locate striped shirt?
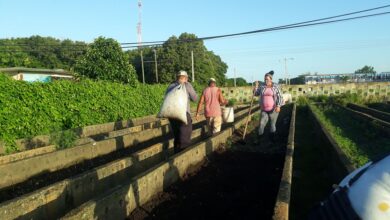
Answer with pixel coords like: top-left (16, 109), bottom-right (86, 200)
top-left (253, 83), bottom-right (283, 110)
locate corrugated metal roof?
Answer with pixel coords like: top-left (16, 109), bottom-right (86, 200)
top-left (0, 67), bottom-right (73, 76)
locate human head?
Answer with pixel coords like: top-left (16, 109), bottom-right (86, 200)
top-left (176, 70), bottom-right (188, 83)
top-left (264, 71), bottom-right (274, 86)
top-left (208, 77), bottom-right (216, 86)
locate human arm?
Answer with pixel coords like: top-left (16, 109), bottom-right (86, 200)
top-left (195, 93), bottom-right (205, 121)
top-left (218, 88), bottom-right (228, 105)
top-left (185, 82), bottom-right (198, 102)
top-left (253, 81), bottom-right (261, 96)
top-left (274, 84), bottom-right (284, 112)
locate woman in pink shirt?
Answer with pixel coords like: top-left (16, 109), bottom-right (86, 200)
top-left (253, 71), bottom-right (283, 142)
top-left (196, 78), bottom-right (227, 135)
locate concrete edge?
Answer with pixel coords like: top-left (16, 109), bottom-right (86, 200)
top-left (272, 104), bottom-right (296, 220)
top-left (0, 145), bottom-right (57, 166)
top-left (343, 104), bottom-right (390, 128)
top-left (0, 117), bottom-right (163, 155)
top-left (347, 103), bottom-right (390, 124)
top-left (61, 107), bottom-right (256, 219)
top-left (0, 125), bottom-right (208, 220)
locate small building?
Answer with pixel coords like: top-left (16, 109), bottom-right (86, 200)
top-left (303, 72), bottom-right (376, 84)
top-left (375, 72), bottom-right (390, 81)
top-left (0, 67), bottom-right (74, 82)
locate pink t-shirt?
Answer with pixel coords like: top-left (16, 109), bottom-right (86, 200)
top-left (262, 87), bottom-right (275, 111)
top-left (203, 86), bottom-right (222, 117)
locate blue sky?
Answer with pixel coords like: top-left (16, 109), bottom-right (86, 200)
top-left (0, 0), bottom-right (389, 82)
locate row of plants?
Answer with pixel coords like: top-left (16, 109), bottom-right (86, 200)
top-left (308, 93), bottom-right (388, 106)
top-left (310, 103), bottom-right (390, 167)
top-left (0, 74), bottom-right (168, 153)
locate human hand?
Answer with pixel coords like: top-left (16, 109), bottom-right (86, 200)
top-left (195, 113), bottom-right (200, 121)
top-left (275, 107), bottom-right (281, 113)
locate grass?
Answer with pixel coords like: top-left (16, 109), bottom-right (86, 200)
top-left (310, 103), bottom-right (390, 167)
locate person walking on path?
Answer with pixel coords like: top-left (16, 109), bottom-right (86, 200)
top-left (166, 70), bottom-right (198, 153)
top-left (253, 71), bottom-right (283, 142)
top-left (196, 78), bottom-right (227, 135)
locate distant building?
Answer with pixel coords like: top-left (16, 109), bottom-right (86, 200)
top-left (375, 72), bottom-right (390, 81)
top-left (289, 72), bottom-right (389, 85)
top-left (0, 67), bottom-right (74, 82)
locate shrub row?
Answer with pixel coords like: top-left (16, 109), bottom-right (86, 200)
top-left (0, 74), bottom-right (170, 148)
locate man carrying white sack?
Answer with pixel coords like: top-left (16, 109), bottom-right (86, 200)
top-left (165, 70), bottom-right (197, 153)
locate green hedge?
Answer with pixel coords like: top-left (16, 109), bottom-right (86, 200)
top-left (0, 74), bottom-right (170, 146)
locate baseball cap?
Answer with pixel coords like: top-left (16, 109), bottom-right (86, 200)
top-left (209, 77), bottom-right (216, 82)
top-left (177, 70), bottom-right (188, 77)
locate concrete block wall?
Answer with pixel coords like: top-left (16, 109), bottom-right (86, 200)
top-left (220, 82), bottom-right (390, 102)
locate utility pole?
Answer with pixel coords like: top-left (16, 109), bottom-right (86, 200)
top-left (153, 49), bottom-right (158, 83)
top-left (140, 50), bottom-right (145, 84)
top-left (137, 0), bottom-right (145, 84)
top-left (191, 50), bottom-right (195, 82)
top-left (281, 58), bottom-right (294, 85)
top-left (234, 68), bottom-right (236, 87)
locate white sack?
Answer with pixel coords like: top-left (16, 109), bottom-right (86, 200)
top-left (158, 84), bottom-right (188, 124)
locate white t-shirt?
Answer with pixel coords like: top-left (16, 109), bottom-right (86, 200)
top-left (338, 155), bottom-right (390, 220)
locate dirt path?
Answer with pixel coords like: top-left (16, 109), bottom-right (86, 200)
top-left (128, 106), bottom-right (292, 220)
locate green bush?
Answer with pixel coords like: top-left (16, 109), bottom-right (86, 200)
top-left (296, 96), bottom-right (309, 106)
top-left (309, 95), bottom-right (328, 103)
top-left (0, 73), bottom-right (168, 152)
top-left (227, 98), bottom-right (237, 107)
top-left (50, 130), bottom-right (78, 149)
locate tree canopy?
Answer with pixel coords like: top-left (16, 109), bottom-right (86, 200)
top-left (355, 65), bottom-right (376, 73)
top-left (75, 37), bottom-right (138, 86)
top-left (126, 33), bottom-right (228, 85)
top-left (0, 34), bottom-right (228, 86)
top-left (0, 36), bottom-right (87, 70)
top-left (225, 77), bottom-right (249, 87)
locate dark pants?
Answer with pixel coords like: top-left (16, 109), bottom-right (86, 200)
top-left (169, 112), bottom-right (192, 153)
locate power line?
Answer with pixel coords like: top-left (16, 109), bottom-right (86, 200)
top-left (1, 5), bottom-right (390, 52)
top-left (121, 5), bottom-right (390, 47)
top-left (2, 0), bottom-right (384, 49)
top-left (119, 4), bottom-right (390, 45)
top-left (119, 12), bottom-right (390, 49)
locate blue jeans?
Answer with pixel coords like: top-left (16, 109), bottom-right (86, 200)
top-left (258, 110), bottom-right (279, 135)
